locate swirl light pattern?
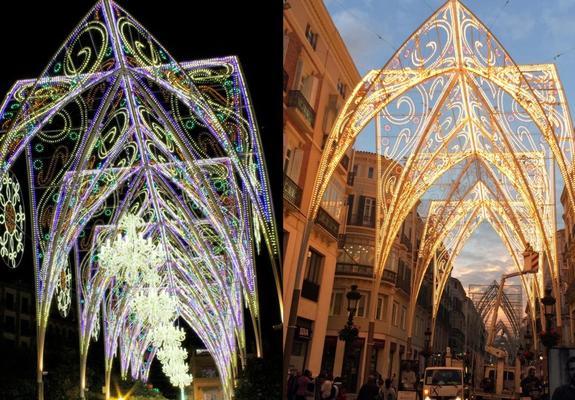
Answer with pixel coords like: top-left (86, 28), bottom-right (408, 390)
top-left (0, 1), bottom-right (279, 398)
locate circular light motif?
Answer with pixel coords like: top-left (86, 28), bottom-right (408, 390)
top-left (0, 172), bottom-right (25, 268)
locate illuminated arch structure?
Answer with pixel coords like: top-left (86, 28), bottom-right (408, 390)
top-left (293, 0), bottom-right (573, 361)
top-left (470, 282), bottom-right (524, 356)
top-left (0, 0), bottom-right (279, 398)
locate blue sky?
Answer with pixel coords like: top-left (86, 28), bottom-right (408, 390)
top-left (324, 0), bottom-right (574, 290)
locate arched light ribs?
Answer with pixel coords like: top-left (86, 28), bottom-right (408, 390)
top-left (37, 166), bottom-right (141, 325)
top-left (177, 304), bottom-right (236, 399)
top-left (151, 163), bottom-right (257, 300)
top-left (465, 74), bottom-right (555, 256)
top-left (149, 165), bottom-right (253, 296)
top-left (1, 70), bottom-right (117, 170)
top-left (126, 76), bottom-right (251, 265)
top-left (152, 213), bottom-right (245, 351)
top-left (129, 67), bottom-right (276, 258)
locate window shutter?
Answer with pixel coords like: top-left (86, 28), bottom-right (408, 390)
top-left (357, 195), bottom-right (365, 226)
top-left (287, 148), bottom-right (303, 182)
top-left (347, 195), bottom-right (354, 224)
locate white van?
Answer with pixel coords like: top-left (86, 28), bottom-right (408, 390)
top-left (423, 367), bottom-right (467, 400)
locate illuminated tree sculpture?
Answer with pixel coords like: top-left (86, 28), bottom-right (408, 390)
top-left (0, 1), bottom-right (279, 399)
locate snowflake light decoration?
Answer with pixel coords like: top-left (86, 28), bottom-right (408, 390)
top-left (98, 214), bottom-right (165, 287)
top-left (0, 172), bottom-right (25, 268)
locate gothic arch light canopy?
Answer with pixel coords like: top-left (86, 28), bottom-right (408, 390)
top-left (0, 0), bottom-right (279, 397)
top-left (307, 0), bottom-right (570, 340)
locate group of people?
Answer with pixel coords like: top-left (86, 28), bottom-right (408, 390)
top-left (286, 369), bottom-right (402, 400)
top-left (286, 369), bottom-right (345, 400)
top-left (356, 374), bottom-right (397, 400)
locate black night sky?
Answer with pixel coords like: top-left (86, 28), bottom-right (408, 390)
top-left (0, 0), bottom-right (282, 397)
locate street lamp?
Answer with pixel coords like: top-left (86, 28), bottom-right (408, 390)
top-left (346, 284), bottom-right (362, 325)
top-left (540, 287), bottom-right (558, 391)
top-left (421, 327), bottom-right (432, 368)
top-left (339, 285), bottom-right (362, 392)
top-left (541, 288), bottom-right (556, 326)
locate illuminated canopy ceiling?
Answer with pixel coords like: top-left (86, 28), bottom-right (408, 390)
top-left (311, 0), bottom-right (572, 337)
top-left (0, 0), bottom-right (279, 397)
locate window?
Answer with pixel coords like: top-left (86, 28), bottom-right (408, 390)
top-left (5, 292), bottom-right (14, 310)
top-left (392, 302), bottom-right (399, 326)
top-left (284, 146), bottom-right (303, 183)
top-left (376, 295), bottom-right (388, 321)
top-left (330, 291), bottom-right (344, 316)
top-left (368, 167), bottom-right (374, 178)
top-left (337, 80), bottom-right (347, 98)
top-left (302, 249), bottom-right (323, 302)
top-left (20, 319), bottom-right (30, 336)
top-left (283, 230), bottom-right (290, 263)
top-left (5, 316), bottom-right (15, 333)
top-left (363, 197), bottom-right (375, 226)
top-left (21, 297), bottom-right (29, 313)
top-left (300, 74), bottom-right (320, 105)
top-left (305, 24), bottom-right (319, 50)
top-left (305, 249), bottom-right (323, 284)
top-left (321, 179), bottom-right (346, 220)
top-left (356, 292), bottom-right (369, 318)
top-left (401, 306), bottom-right (407, 330)
top-left (349, 164), bottom-right (358, 186)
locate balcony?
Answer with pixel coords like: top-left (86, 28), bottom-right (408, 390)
top-left (283, 175), bottom-right (302, 208)
top-left (382, 269), bottom-right (397, 284)
top-left (301, 279), bottom-right (320, 302)
top-left (336, 263), bottom-right (373, 277)
top-left (287, 90), bottom-right (316, 127)
top-left (316, 207), bottom-right (340, 239)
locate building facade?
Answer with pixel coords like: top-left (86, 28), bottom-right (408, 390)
top-left (323, 151), bottom-right (486, 391)
top-left (283, 0), bottom-right (361, 376)
top-left (324, 151), bottom-right (433, 391)
top-left (0, 280), bottom-right (34, 349)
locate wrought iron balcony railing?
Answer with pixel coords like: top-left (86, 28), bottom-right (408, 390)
top-left (382, 269), bottom-right (397, 284)
top-left (335, 263), bottom-right (373, 277)
top-left (283, 175), bottom-right (302, 208)
top-left (287, 90), bottom-right (316, 127)
top-left (316, 207), bottom-right (340, 239)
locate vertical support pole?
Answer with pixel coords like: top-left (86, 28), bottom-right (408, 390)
top-left (37, 322), bottom-right (46, 400)
top-left (550, 152), bottom-right (563, 333)
top-left (79, 351), bottom-right (88, 400)
top-left (361, 111), bottom-right (383, 384)
top-left (105, 364), bottom-right (112, 400)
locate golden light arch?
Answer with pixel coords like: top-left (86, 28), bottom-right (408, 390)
top-left (291, 0), bottom-right (573, 361)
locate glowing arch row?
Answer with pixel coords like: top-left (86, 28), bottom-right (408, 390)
top-left (407, 150), bottom-right (552, 342)
top-left (304, 0), bottom-right (568, 340)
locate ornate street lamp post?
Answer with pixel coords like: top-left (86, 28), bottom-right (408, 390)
top-left (421, 327), bottom-right (432, 368)
top-left (540, 288), bottom-right (558, 391)
top-left (339, 285), bottom-right (362, 392)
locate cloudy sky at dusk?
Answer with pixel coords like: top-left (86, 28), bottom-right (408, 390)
top-left (324, 0), bottom-right (573, 290)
